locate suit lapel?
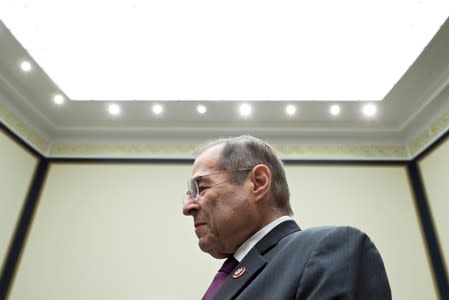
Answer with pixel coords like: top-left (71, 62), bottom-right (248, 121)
top-left (213, 251), bottom-right (266, 300)
top-left (253, 220), bottom-right (300, 254)
top-left (214, 220), bottom-right (301, 300)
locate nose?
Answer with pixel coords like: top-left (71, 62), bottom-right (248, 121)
top-left (183, 197), bottom-right (200, 216)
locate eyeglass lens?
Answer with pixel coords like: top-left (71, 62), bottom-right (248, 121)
top-left (188, 179), bottom-right (198, 200)
top-left (185, 168), bottom-right (253, 203)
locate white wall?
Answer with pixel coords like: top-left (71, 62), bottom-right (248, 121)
top-left (9, 163), bottom-right (219, 300)
top-left (419, 137), bottom-right (449, 273)
top-left (0, 130), bottom-right (38, 271)
top-left (8, 163), bottom-right (437, 299)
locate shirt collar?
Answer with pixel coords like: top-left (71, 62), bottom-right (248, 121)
top-left (233, 215), bottom-right (293, 262)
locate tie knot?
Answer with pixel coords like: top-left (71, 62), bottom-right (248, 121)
top-left (202, 256), bottom-right (239, 300)
top-left (219, 256), bottom-right (239, 274)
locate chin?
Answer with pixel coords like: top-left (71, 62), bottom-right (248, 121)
top-left (198, 239), bottom-right (210, 253)
top-left (200, 244), bottom-right (229, 259)
top-left (199, 240), bottom-right (220, 258)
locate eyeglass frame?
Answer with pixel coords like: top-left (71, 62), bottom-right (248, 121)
top-left (185, 168), bottom-right (253, 202)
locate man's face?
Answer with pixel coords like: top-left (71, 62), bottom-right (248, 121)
top-left (182, 145), bottom-right (257, 258)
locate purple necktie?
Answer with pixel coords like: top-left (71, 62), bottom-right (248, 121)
top-left (202, 256), bottom-right (239, 300)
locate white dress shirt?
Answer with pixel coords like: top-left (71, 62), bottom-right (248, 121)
top-left (233, 215), bottom-right (293, 262)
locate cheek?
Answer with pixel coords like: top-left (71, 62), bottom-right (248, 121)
top-left (205, 188), bottom-right (250, 228)
top-left (215, 194), bottom-right (250, 227)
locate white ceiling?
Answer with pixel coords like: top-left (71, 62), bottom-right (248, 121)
top-left (0, 5), bottom-right (449, 159)
top-left (3, 1), bottom-right (449, 101)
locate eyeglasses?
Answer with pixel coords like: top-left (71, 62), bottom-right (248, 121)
top-left (185, 168), bottom-right (253, 202)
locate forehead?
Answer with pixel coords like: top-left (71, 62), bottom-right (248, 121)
top-left (192, 144), bottom-right (224, 177)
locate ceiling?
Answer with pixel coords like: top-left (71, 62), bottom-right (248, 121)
top-left (1, 9), bottom-right (449, 159)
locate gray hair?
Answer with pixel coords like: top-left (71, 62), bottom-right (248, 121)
top-left (195, 135), bottom-right (293, 216)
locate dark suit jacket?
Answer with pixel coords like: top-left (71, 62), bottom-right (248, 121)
top-left (214, 220), bottom-right (391, 299)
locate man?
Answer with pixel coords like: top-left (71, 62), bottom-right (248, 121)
top-left (183, 135), bottom-right (391, 300)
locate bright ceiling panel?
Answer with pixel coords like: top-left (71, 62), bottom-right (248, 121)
top-left (0, 0), bottom-right (448, 101)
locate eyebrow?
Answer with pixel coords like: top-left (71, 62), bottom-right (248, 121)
top-left (193, 170), bottom-right (226, 184)
top-left (194, 175), bottom-right (213, 184)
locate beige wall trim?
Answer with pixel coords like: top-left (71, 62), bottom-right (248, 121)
top-left (0, 102), bottom-right (48, 155)
top-left (47, 142), bottom-right (408, 160)
top-left (2, 96), bottom-right (449, 159)
top-left (409, 108), bottom-right (449, 158)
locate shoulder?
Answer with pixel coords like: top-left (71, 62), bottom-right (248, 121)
top-left (294, 225), bottom-right (367, 240)
top-left (270, 224), bottom-right (376, 258)
top-left (287, 226), bottom-right (384, 271)
top-left (283, 225), bottom-right (372, 251)
top-left (292, 226), bottom-right (391, 299)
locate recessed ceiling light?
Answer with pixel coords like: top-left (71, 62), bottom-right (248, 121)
top-left (152, 104), bottom-right (163, 115)
top-left (20, 60), bottom-right (32, 72)
top-left (108, 103), bottom-right (121, 115)
top-left (362, 103), bottom-right (377, 117)
top-left (330, 104), bottom-right (341, 116)
top-left (197, 104), bottom-right (207, 114)
top-left (53, 94), bottom-right (64, 105)
top-left (285, 104), bottom-right (296, 116)
top-left (239, 104), bottom-right (252, 117)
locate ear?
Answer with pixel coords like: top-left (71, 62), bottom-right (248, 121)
top-left (249, 164), bottom-right (272, 201)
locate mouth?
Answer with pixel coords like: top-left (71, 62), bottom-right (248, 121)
top-left (194, 222), bottom-right (206, 228)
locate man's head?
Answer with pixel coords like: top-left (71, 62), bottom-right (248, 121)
top-left (182, 135), bottom-right (292, 258)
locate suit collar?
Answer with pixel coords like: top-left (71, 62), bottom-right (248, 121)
top-left (214, 220), bottom-right (300, 300)
top-left (234, 216), bottom-right (293, 261)
top-left (253, 220), bottom-right (300, 254)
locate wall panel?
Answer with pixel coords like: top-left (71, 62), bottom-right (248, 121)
top-left (9, 163), bottom-right (219, 300)
top-left (0, 130), bottom-right (37, 272)
top-left (419, 137), bottom-right (449, 274)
